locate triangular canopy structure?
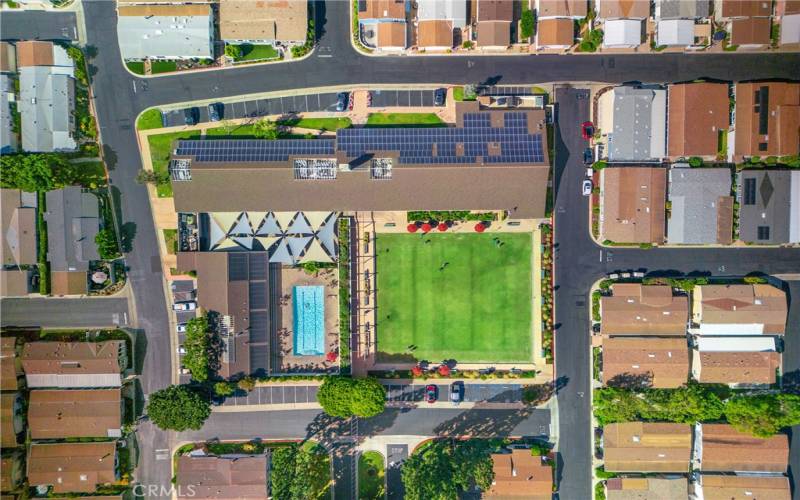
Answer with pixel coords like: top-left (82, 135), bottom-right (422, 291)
top-left (230, 213), bottom-right (252, 236)
top-left (247, 212), bottom-right (268, 230)
top-left (287, 212), bottom-right (313, 235)
top-left (317, 216), bottom-right (338, 258)
top-left (256, 213), bottom-right (282, 236)
top-left (270, 239), bottom-right (293, 264)
top-left (211, 212), bottom-right (240, 235)
top-left (232, 235), bottom-right (254, 249)
top-left (304, 212), bottom-right (332, 232)
top-left (255, 236), bottom-right (279, 251)
top-left (214, 238), bottom-right (240, 251)
top-left (299, 239), bottom-right (334, 263)
top-left (208, 216), bottom-right (228, 249)
top-left (274, 212), bottom-right (296, 233)
top-left (286, 236), bottom-right (313, 259)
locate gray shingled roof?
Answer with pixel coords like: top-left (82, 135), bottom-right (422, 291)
top-left (737, 170), bottom-right (799, 244)
top-left (667, 167), bottom-right (732, 244)
top-left (658, 0), bottom-right (710, 19)
top-left (607, 86), bottom-right (667, 162)
top-left (44, 187), bottom-right (100, 272)
top-left (19, 64), bottom-right (76, 153)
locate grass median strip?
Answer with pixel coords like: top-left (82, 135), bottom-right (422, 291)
top-left (366, 112), bottom-right (445, 128)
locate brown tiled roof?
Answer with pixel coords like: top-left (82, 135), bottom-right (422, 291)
top-left (28, 389), bottom-right (121, 440)
top-left (603, 422), bottom-right (692, 473)
top-left (117, 4), bottom-right (211, 17)
top-left (602, 337), bottom-right (689, 388)
top-left (477, 20), bottom-right (511, 46)
top-left (0, 455), bottom-right (22, 492)
top-left (485, 450), bottom-right (552, 498)
top-left (0, 337), bottom-right (19, 391)
top-left (599, 0), bottom-right (650, 19)
top-left (697, 351), bottom-right (780, 385)
top-left (606, 477), bottom-right (688, 500)
top-left (478, 0), bottom-right (514, 21)
top-left (730, 16), bottom-right (772, 44)
top-left (361, 0), bottom-right (407, 19)
top-left (417, 19), bottom-right (453, 47)
top-left (696, 284), bottom-right (787, 334)
top-left (537, 0), bottom-right (588, 17)
top-left (779, 0), bottom-right (800, 15)
top-left (721, 0), bottom-right (772, 17)
top-left (50, 271), bottom-right (88, 296)
top-left (15, 41), bottom-right (53, 67)
top-left (700, 475), bottom-right (791, 500)
top-left (1, 270), bottom-right (29, 298)
top-left (27, 442), bottom-right (117, 493)
top-left (177, 455), bottom-right (268, 499)
top-left (600, 284), bottom-right (688, 336)
top-left (377, 22), bottom-right (407, 47)
top-left (0, 42), bottom-right (14, 72)
top-left (2, 189), bottom-right (37, 267)
top-left (700, 424), bottom-right (789, 472)
top-left (734, 82), bottom-right (800, 157)
top-left (667, 83), bottom-right (729, 157)
top-left (219, 0), bottom-right (308, 42)
top-left (600, 167), bottom-right (667, 244)
top-left (22, 341), bottom-right (123, 376)
top-left (536, 18), bottom-right (575, 46)
top-left (0, 393), bottom-right (20, 448)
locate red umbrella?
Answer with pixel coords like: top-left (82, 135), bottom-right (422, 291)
top-left (411, 365), bottom-right (423, 377)
top-left (437, 222), bottom-right (448, 232)
top-left (421, 223), bottom-right (432, 233)
top-left (407, 223), bottom-right (418, 233)
top-left (438, 365), bottom-right (451, 376)
top-left (474, 222), bottom-right (486, 233)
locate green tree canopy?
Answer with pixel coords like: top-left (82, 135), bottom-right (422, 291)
top-left (254, 119), bottom-right (279, 140)
top-left (183, 317), bottom-right (210, 382)
top-left (146, 384), bottom-right (210, 431)
top-left (1, 154), bottom-right (70, 192)
top-left (520, 10), bottom-right (535, 39)
top-left (317, 377), bottom-right (386, 418)
top-left (224, 44), bottom-right (242, 59)
top-left (725, 394), bottom-right (800, 437)
top-left (593, 384), bottom-right (724, 425)
top-left (214, 381), bottom-right (234, 397)
top-left (95, 228), bottom-right (120, 260)
top-left (402, 441), bottom-right (494, 500)
top-left (270, 443), bottom-right (331, 500)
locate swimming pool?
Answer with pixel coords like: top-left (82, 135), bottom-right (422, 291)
top-left (293, 286), bottom-right (325, 356)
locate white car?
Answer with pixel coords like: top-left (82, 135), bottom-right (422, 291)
top-left (177, 345), bottom-right (186, 355)
top-left (176, 323), bottom-right (187, 334)
top-left (582, 179), bottom-right (593, 196)
top-left (172, 301), bottom-right (197, 311)
top-left (586, 168), bottom-right (593, 178)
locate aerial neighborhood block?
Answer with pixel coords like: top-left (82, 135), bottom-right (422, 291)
top-left (667, 82), bottom-right (729, 159)
top-left (691, 284), bottom-right (788, 335)
top-left (734, 82), bottom-right (800, 159)
top-left (736, 169), bottom-right (800, 244)
top-left (176, 453), bottom-right (268, 499)
top-left (21, 341), bottom-right (127, 388)
top-left (28, 389), bottom-right (122, 439)
top-left (27, 442), bottom-right (118, 493)
top-left (715, 0), bottom-right (772, 48)
top-left (695, 424), bottom-right (789, 473)
top-left (599, 167), bottom-right (667, 244)
top-left (603, 422), bottom-right (692, 473)
top-left (16, 41), bottom-right (76, 152)
top-left (358, 0), bottom-right (409, 51)
top-left (601, 336), bottom-right (689, 388)
top-left (667, 167), bottom-right (734, 245)
top-left (600, 284), bottom-right (689, 335)
top-left (117, 4), bottom-right (214, 61)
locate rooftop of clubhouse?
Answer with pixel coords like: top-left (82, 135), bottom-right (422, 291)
top-left (169, 102), bottom-right (551, 219)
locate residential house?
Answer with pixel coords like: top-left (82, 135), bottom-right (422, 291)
top-left (597, 0), bottom-right (649, 48)
top-left (696, 424), bottom-right (789, 472)
top-left (44, 187), bottom-right (101, 296)
top-left (0, 74), bottom-right (15, 154)
top-left (537, 0), bottom-right (588, 19)
top-left (777, 0), bottom-right (800, 45)
top-left (1, 189), bottom-right (37, 267)
top-left (692, 284), bottom-right (788, 335)
top-left (21, 341), bottom-right (126, 388)
top-left (117, 4), bottom-right (214, 60)
top-left (667, 167), bottom-right (734, 245)
top-left (16, 41), bottom-right (76, 152)
top-left (28, 389), bottom-right (122, 439)
top-left (219, 0), bottom-right (308, 46)
top-left (176, 453), bottom-right (268, 499)
top-left (0, 269), bottom-right (30, 297)
top-left (536, 18), bottom-right (577, 49)
top-left (0, 42), bottom-right (15, 73)
top-left (715, 0), bottom-right (772, 47)
top-left (416, 0), bottom-right (467, 49)
top-left (734, 82), bottom-right (800, 158)
top-left (0, 453), bottom-right (23, 492)
top-left (484, 449), bottom-right (553, 499)
top-left (600, 284), bottom-right (689, 335)
top-left (476, 0), bottom-right (514, 49)
top-left (667, 82), bottom-right (729, 159)
top-left (603, 86), bottom-right (667, 162)
top-left (358, 0), bottom-right (408, 51)
top-left (737, 170), bottom-right (800, 244)
top-left (599, 167), bottom-right (667, 244)
top-left (654, 0), bottom-right (710, 47)
top-left (605, 477), bottom-right (688, 500)
top-left (692, 335), bottom-right (780, 385)
top-left (0, 392), bottom-right (23, 448)
top-left (603, 422), bottom-right (692, 473)
top-left (417, 20), bottom-right (456, 49)
top-left (0, 337), bottom-right (20, 391)
top-left (601, 337), bottom-right (689, 388)
top-left (694, 475), bottom-right (791, 500)
top-left (27, 442), bottom-right (118, 494)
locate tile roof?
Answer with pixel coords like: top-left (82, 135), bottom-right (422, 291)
top-left (734, 82), bottom-right (800, 157)
top-left (478, 0), bottom-right (514, 21)
top-left (537, 0), bottom-right (588, 18)
top-left (417, 19), bottom-right (453, 47)
top-left (0, 42), bottom-right (15, 72)
top-left (360, 0), bottom-right (407, 19)
top-left (599, 0), bottom-right (650, 19)
top-left (0, 336), bottom-right (19, 391)
top-left (1, 189), bottom-right (37, 267)
top-left (28, 389), bottom-right (121, 439)
top-left (377, 21), bottom-right (407, 47)
top-left (27, 442), bottom-right (117, 493)
top-left (695, 284), bottom-right (788, 334)
top-left (720, 0), bottom-right (772, 17)
top-left (477, 20), bottom-right (511, 46)
top-left (50, 270), bottom-right (88, 296)
top-left (696, 350), bottom-right (780, 385)
top-left (600, 167), bottom-right (667, 244)
top-left (485, 449), bottom-right (552, 498)
top-left (699, 475), bottom-right (791, 500)
top-left (0, 392), bottom-right (21, 448)
top-left (177, 454), bottom-right (268, 499)
top-left (667, 167), bottom-right (734, 245)
top-left (15, 41), bottom-right (53, 67)
top-left (778, 0), bottom-right (800, 15)
top-left (603, 422), bottom-right (692, 473)
top-left (730, 16), bottom-right (772, 44)
top-left (602, 337), bottom-right (689, 388)
top-left (601, 284), bottom-right (688, 335)
top-left (667, 83), bottom-right (729, 157)
top-left (536, 18), bottom-right (576, 46)
top-left (219, 0), bottom-right (308, 42)
top-left (700, 424), bottom-right (789, 472)
top-left (606, 477), bottom-right (688, 500)
top-left (0, 454), bottom-right (22, 492)
top-left (22, 341), bottom-right (124, 388)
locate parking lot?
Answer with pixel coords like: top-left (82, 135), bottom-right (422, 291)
top-left (368, 89), bottom-right (441, 108)
top-left (383, 383), bottom-right (524, 404)
top-left (221, 385), bottom-right (320, 407)
top-left (171, 280), bottom-right (196, 326)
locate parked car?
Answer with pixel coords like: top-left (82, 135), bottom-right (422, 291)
top-left (336, 92), bottom-right (349, 112)
top-left (179, 367), bottom-right (190, 375)
top-left (581, 121), bottom-right (594, 140)
top-left (583, 147), bottom-right (594, 165)
top-left (586, 168), bottom-right (593, 178)
top-left (172, 301), bottom-right (197, 311)
top-left (207, 102), bottom-right (223, 122)
top-left (184, 107), bottom-right (200, 126)
top-left (176, 323), bottom-right (187, 333)
top-left (582, 179), bottom-right (593, 196)
top-left (434, 88), bottom-right (446, 106)
top-left (425, 384), bottom-right (438, 404)
top-left (449, 382), bottom-right (463, 403)
top-left (177, 345), bottom-right (186, 355)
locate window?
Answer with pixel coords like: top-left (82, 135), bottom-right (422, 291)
top-left (758, 142), bottom-right (768, 151)
top-left (757, 226), bottom-right (770, 240)
top-left (743, 178), bottom-right (756, 205)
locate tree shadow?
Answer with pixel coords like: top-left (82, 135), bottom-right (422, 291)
top-left (128, 327), bottom-right (147, 375)
top-left (431, 406), bottom-right (549, 438)
top-left (120, 222), bottom-right (136, 253)
top-left (102, 144), bottom-right (117, 171)
top-left (605, 372), bottom-right (654, 389)
top-left (314, 0), bottom-right (326, 42)
top-left (375, 351), bottom-right (419, 364)
top-left (783, 370), bottom-right (800, 395)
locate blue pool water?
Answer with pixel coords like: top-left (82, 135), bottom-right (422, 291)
top-left (293, 286), bottom-right (325, 356)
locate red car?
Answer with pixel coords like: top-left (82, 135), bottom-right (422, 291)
top-left (581, 121), bottom-right (594, 140)
top-left (425, 385), bottom-right (438, 404)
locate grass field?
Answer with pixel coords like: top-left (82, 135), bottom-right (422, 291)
top-left (147, 131), bottom-right (200, 197)
top-left (375, 233), bottom-right (532, 363)
top-left (137, 109), bottom-right (163, 130)
top-left (233, 44), bottom-right (280, 61)
top-left (366, 113), bottom-right (445, 128)
top-left (358, 451), bottom-right (385, 500)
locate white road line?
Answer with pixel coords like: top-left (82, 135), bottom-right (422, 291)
top-left (317, 54), bottom-right (333, 58)
top-left (132, 81), bottom-right (137, 93)
top-left (123, 312), bottom-right (128, 325)
top-left (599, 251), bottom-right (602, 262)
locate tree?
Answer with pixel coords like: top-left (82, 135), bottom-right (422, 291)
top-left (641, 384), bottom-right (724, 423)
top-left (214, 381), bottom-right (234, 396)
top-left (254, 119), bottom-right (279, 140)
top-left (317, 377), bottom-right (386, 418)
top-left (183, 317), bottom-right (210, 382)
top-left (593, 387), bottom-right (645, 425)
top-left (270, 447), bottom-right (297, 499)
top-left (402, 440), bottom-right (494, 500)
top-left (688, 156), bottom-right (704, 167)
top-left (146, 385), bottom-right (211, 431)
top-left (224, 44), bottom-right (242, 59)
top-left (1, 154), bottom-right (69, 192)
top-left (135, 169), bottom-right (169, 185)
top-left (725, 394), bottom-right (800, 437)
top-left (520, 10), bottom-right (535, 39)
top-left (237, 376), bottom-right (256, 392)
top-left (270, 443), bottom-right (331, 500)
top-left (95, 228), bottom-right (120, 260)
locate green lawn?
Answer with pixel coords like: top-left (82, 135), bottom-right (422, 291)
top-left (235, 44), bottom-right (280, 61)
top-left (366, 113), bottom-right (446, 128)
top-left (70, 161), bottom-right (107, 188)
top-left (375, 233), bottom-right (533, 363)
top-left (150, 61), bottom-right (178, 74)
top-left (277, 117), bottom-right (352, 131)
top-left (147, 131), bottom-right (200, 197)
top-left (137, 108), bottom-right (163, 130)
top-left (126, 61), bottom-right (145, 75)
top-left (358, 451), bottom-right (385, 500)
top-left (163, 229), bottom-right (178, 254)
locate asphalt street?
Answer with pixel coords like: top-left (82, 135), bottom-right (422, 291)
top-left (0, 297), bottom-right (129, 328)
top-left (0, 11), bottom-right (77, 41)
top-left (782, 281), bottom-right (800, 497)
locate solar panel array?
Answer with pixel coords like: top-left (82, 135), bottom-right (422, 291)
top-left (176, 139), bottom-right (336, 162)
top-left (337, 112), bottom-right (544, 165)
